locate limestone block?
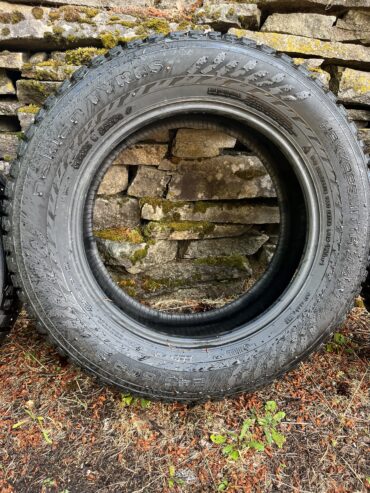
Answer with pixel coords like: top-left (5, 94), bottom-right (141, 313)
top-left (337, 68), bottom-right (370, 105)
top-left (0, 98), bottom-right (20, 115)
top-left (194, 3), bottom-right (261, 30)
top-left (145, 221), bottom-right (252, 240)
top-left (0, 50), bottom-right (28, 69)
top-left (173, 129), bottom-right (236, 158)
top-left (127, 167), bottom-right (170, 198)
top-left (167, 171), bottom-right (275, 200)
top-left (183, 233), bottom-right (269, 258)
top-left (0, 69), bottom-right (14, 95)
top-left (114, 144), bottom-right (167, 166)
top-left (293, 58), bottom-right (330, 88)
top-left (358, 129), bottom-right (370, 153)
top-left (142, 257), bottom-right (252, 283)
top-left (97, 166), bottom-right (128, 195)
top-left (0, 132), bottom-right (18, 159)
top-left (16, 79), bottom-right (60, 104)
top-left (228, 29), bottom-right (370, 66)
top-left (94, 196), bottom-right (140, 230)
top-left (21, 63), bottom-right (78, 81)
top-left (141, 198), bottom-right (280, 224)
top-left (262, 13), bottom-right (336, 40)
top-left (17, 106), bottom-right (39, 130)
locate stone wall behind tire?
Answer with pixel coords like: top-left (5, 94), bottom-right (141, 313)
top-left (93, 129), bottom-right (279, 308)
top-left (0, 0), bottom-right (369, 306)
top-left (1, 0), bottom-right (368, 165)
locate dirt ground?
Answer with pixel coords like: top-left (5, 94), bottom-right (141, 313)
top-left (0, 306), bottom-right (369, 493)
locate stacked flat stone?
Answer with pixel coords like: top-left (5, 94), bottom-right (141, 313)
top-left (93, 128), bottom-right (279, 306)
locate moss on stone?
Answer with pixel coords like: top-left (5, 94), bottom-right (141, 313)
top-left (32, 7), bottom-right (44, 20)
top-left (82, 7), bottom-right (99, 19)
top-left (94, 227), bottom-right (144, 244)
top-left (117, 278), bottom-right (138, 297)
top-left (65, 47), bottom-right (106, 65)
top-left (145, 220), bottom-right (216, 237)
top-left (193, 201), bottom-right (218, 214)
top-left (142, 18), bottom-right (170, 35)
top-left (134, 25), bottom-right (147, 36)
top-left (24, 66), bottom-right (61, 81)
top-left (0, 11), bottom-right (25, 24)
top-left (130, 244), bottom-right (149, 265)
top-left (176, 20), bottom-right (191, 31)
top-left (100, 31), bottom-right (118, 49)
top-left (108, 19), bottom-right (136, 28)
top-left (18, 104), bottom-right (40, 114)
top-left (194, 255), bottom-right (247, 270)
top-left (3, 154), bottom-right (13, 162)
top-left (140, 197), bottom-right (186, 213)
top-left (1, 27), bottom-right (10, 36)
top-left (66, 34), bottom-right (78, 44)
top-left (141, 276), bottom-right (187, 293)
top-left (53, 25), bottom-right (64, 35)
top-left (20, 79), bottom-right (49, 96)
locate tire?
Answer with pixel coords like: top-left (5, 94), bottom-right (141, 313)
top-left (5, 32), bottom-right (370, 401)
top-left (0, 174), bottom-right (19, 344)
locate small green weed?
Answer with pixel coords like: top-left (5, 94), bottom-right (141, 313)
top-left (217, 478), bottom-right (229, 491)
top-left (210, 400), bottom-right (286, 460)
top-left (167, 465), bottom-right (185, 488)
top-left (120, 393), bottom-right (151, 409)
top-left (12, 404), bottom-right (52, 445)
top-left (326, 332), bottom-right (352, 353)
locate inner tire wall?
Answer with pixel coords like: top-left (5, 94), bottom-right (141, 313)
top-left (84, 115), bottom-right (307, 337)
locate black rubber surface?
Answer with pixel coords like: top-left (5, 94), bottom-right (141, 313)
top-left (0, 175), bottom-right (19, 344)
top-left (4, 32), bottom-right (370, 401)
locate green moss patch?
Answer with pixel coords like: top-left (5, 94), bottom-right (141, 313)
top-left (142, 18), bottom-right (170, 35)
top-left (94, 227), bottom-right (144, 244)
top-left (18, 104), bottom-right (40, 114)
top-left (130, 245), bottom-right (149, 265)
top-left (65, 47), bottom-right (107, 65)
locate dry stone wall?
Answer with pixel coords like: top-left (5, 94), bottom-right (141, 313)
top-left (93, 129), bottom-right (279, 307)
top-left (0, 0), bottom-right (369, 306)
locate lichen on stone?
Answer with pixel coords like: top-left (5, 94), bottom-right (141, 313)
top-left (0, 11), bottom-right (25, 24)
top-left (31, 7), bottom-right (44, 20)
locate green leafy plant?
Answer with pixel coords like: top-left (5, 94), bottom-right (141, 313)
top-left (167, 465), bottom-right (185, 489)
top-left (210, 401), bottom-right (286, 460)
top-left (256, 401), bottom-right (286, 449)
top-left (217, 478), bottom-right (229, 491)
top-left (42, 478), bottom-right (56, 487)
top-left (12, 406), bottom-right (52, 445)
top-left (325, 332), bottom-right (352, 353)
top-left (120, 393), bottom-right (151, 409)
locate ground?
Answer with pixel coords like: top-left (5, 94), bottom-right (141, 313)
top-left (0, 306), bottom-right (369, 493)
